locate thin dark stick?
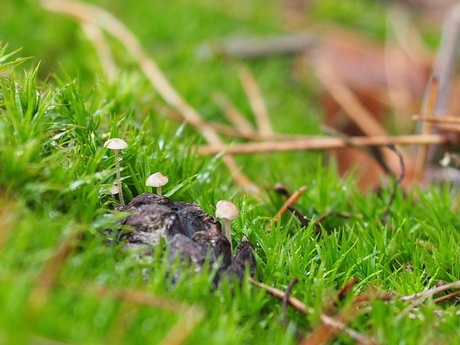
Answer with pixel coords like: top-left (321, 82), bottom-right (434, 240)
top-left (381, 144), bottom-right (405, 221)
top-left (281, 278), bottom-right (299, 324)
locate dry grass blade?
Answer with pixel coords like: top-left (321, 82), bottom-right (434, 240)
top-left (91, 285), bottom-right (188, 312)
top-left (397, 280), bottom-right (460, 321)
top-left (413, 114), bottom-right (460, 124)
top-left (0, 197), bottom-right (18, 252)
top-left (28, 228), bottom-right (82, 318)
top-left (40, 0), bottom-right (258, 193)
top-left (80, 22), bottom-right (116, 83)
top-left (381, 144), bottom-right (405, 221)
top-left (88, 285), bottom-right (204, 345)
top-left (238, 66), bottom-right (274, 136)
top-left (433, 290), bottom-right (460, 304)
top-left (250, 278), bottom-right (375, 344)
top-left (158, 307), bottom-right (205, 345)
top-left (213, 91), bottom-right (256, 137)
top-left (198, 134), bottom-right (446, 155)
top-left (315, 63), bottom-right (388, 137)
top-left (301, 309), bottom-right (376, 345)
top-left (103, 303), bottom-right (140, 345)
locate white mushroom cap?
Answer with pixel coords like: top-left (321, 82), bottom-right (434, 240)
top-left (104, 138), bottom-right (128, 150)
top-left (216, 200), bottom-right (239, 220)
top-left (110, 185), bottom-right (120, 195)
top-left (146, 172), bottom-right (169, 187)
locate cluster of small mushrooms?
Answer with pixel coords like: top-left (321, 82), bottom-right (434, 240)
top-left (104, 138), bottom-right (256, 284)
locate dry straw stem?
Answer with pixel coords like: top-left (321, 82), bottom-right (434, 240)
top-left (315, 62), bottom-right (399, 170)
top-left (158, 307), bottom-right (205, 345)
top-left (198, 134), bottom-right (446, 155)
top-left (238, 66), bottom-right (274, 136)
top-left (213, 91), bottom-right (256, 137)
top-left (300, 306), bottom-right (376, 345)
top-left (80, 22), bottom-right (116, 83)
top-left (315, 63), bottom-right (388, 137)
top-left (103, 303), bottom-right (140, 345)
top-left (28, 228), bottom-right (82, 319)
top-left (89, 285), bottom-right (204, 345)
top-left (400, 279), bottom-right (460, 302)
top-left (249, 278), bottom-right (313, 314)
top-left (0, 197), bottom-right (18, 252)
top-left (396, 280), bottom-right (460, 321)
top-left (40, 0), bottom-right (258, 194)
top-left (413, 115), bottom-right (460, 124)
top-left (88, 285), bottom-right (204, 345)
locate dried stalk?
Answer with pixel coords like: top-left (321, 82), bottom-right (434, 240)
top-left (89, 285), bottom-right (204, 345)
top-left (413, 115), bottom-right (460, 124)
top-left (316, 63), bottom-right (388, 137)
top-left (213, 91), bottom-right (255, 137)
top-left (249, 278), bottom-right (313, 314)
top-left (158, 307), bottom-right (205, 345)
top-left (198, 134), bottom-right (446, 155)
top-left (80, 22), bottom-right (117, 83)
top-left (28, 228), bottom-right (82, 318)
top-left (250, 278), bottom-right (375, 344)
top-left (400, 280), bottom-right (460, 302)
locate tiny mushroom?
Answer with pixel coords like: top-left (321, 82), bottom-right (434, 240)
top-left (104, 138), bottom-right (128, 205)
top-left (145, 172), bottom-right (169, 195)
top-left (215, 200), bottom-right (239, 252)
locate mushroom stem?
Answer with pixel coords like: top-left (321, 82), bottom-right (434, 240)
top-left (114, 150), bottom-right (124, 205)
top-left (222, 218), bottom-right (232, 252)
top-left (156, 186), bottom-right (162, 196)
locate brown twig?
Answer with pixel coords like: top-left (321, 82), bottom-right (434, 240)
top-left (270, 185), bottom-right (307, 227)
top-left (103, 303), bottom-right (140, 345)
top-left (274, 183), bottom-right (317, 229)
top-left (88, 285), bottom-right (204, 345)
top-left (433, 290), bottom-right (460, 304)
top-left (250, 278), bottom-right (376, 345)
top-left (300, 306), bottom-right (376, 345)
top-left (413, 114), bottom-right (460, 124)
top-left (198, 134), bottom-right (447, 155)
top-left (381, 144), bottom-right (405, 221)
top-left (400, 280), bottom-right (460, 302)
top-left (249, 278), bottom-right (312, 314)
top-left (316, 62), bottom-right (388, 137)
top-left (40, 0), bottom-right (259, 194)
top-left (323, 125), bottom-right (392, 175)
top-left (158, 307), bottom-right (205, 345)
top-left (281, 278), bottom-right (299, 323)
